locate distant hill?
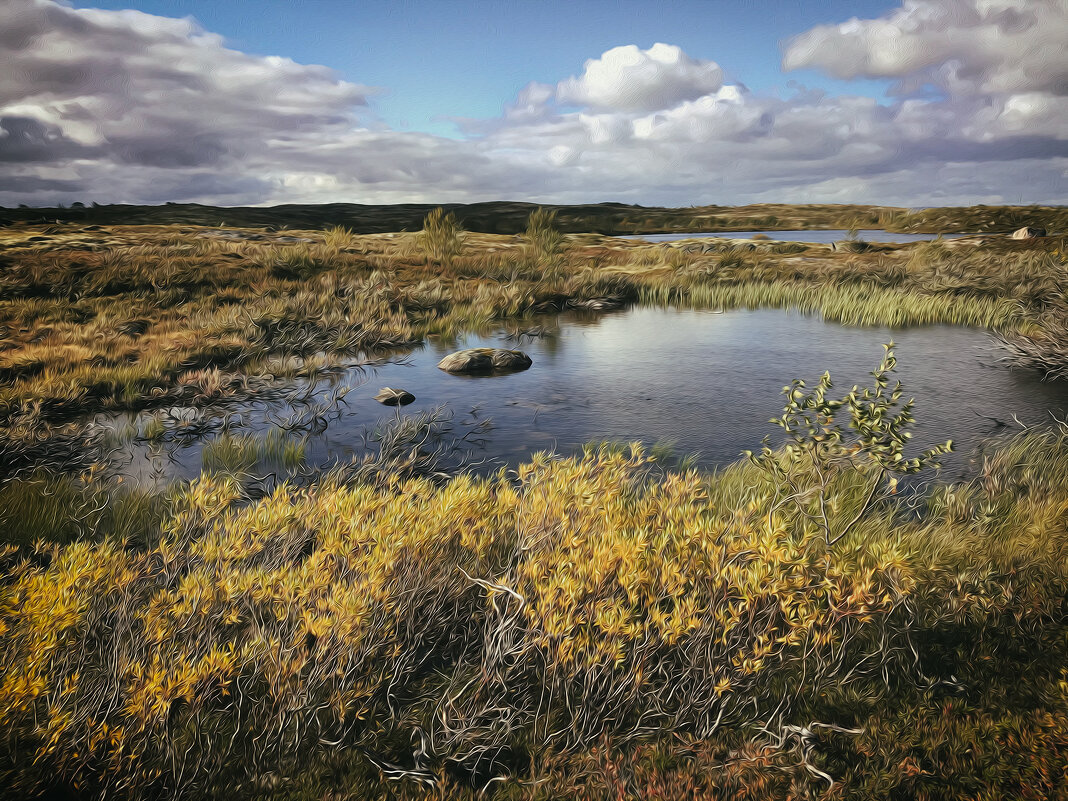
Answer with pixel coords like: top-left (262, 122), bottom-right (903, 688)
top-left (0, 200), bottom-right (1062, 235)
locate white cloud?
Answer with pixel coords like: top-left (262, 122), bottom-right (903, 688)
top-left (782, 0), bottom-right (1068, 97)
top-left (631, 86), bottom-right (755, 142)
top-left (547, 145), bottom-right (577, 167)
top-left (0, 0), bottom-right (1065, 208)
top-left (556, 43), bottom-right (724, 112)
top-left (0, 0), bottom-right (375, 200)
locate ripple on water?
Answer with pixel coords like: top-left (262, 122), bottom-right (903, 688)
top-left (102, 307), bottom-right (1068, 486)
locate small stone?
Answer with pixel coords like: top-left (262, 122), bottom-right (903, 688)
top-left (374, 387), bottom-right (415, 406)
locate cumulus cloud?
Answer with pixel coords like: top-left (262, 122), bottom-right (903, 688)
top-left (557, 43), bottom-right (724, 112)
top-left (0, 0), bottom-right (1065, 208)
top-left (0, 115), bottom-right (92, 162)
top-left (782, 0), bottom-right (1068, 97)
top-left (0, 0), bottom-right (378, 201)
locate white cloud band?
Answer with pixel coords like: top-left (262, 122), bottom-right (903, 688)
top-left (1, 0), bottom-right (1065, 207)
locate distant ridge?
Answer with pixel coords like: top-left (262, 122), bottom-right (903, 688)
top-left (0, 200), bottom-right (1063, 235)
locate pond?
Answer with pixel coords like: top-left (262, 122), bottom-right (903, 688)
top-left (102, 307), bottom-right (1068, 487)
top-left (617, 229), bottom-right (971, 244)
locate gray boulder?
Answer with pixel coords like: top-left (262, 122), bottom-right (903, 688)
top-left (373, 387), bottom-right (415, 406)
top-left (1012, 226), bottom-right (1046, 239)
top-left (437, 348), bottom-right (532, 375)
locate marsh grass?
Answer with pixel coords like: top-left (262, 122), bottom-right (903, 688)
top-left (522, 207), bottom-right (565, 279)
top-left (201, 429), bottom-right (307, 476)
top-left (420, 208), bottom-right (464, 266)
top-left (641, 279), bottom-right (1023, 328)
top-left (321, 224), bottom-right (359, 250)
top-left (139, 414), bottom-right (166, 442)
top-left (0, 472), bottom-right (165, 547)
top-left (0, 222), bottom-right (1063, 468)
top-left (996, 314), bottom-right (1068, 378)
top-left (889, 204), bottom-right (1066, 234)
top-left (2, 215), bottom-right (1067, 797)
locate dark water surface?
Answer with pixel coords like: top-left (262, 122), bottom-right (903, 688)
top-left (618, 229), bottom-right (970, 243)
top-left (107, 308), bottom-right (1068, 485)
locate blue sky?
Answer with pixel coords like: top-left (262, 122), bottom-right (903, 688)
top-left (4, 0), bottom-right (1067, 207)
top-left (71, 0), bottom-right (900, 135)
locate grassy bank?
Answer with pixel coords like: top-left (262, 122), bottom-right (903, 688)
top-left (2, 353), bottom-right (1068, 799)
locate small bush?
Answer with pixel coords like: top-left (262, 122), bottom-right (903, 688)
top-left (523, 207), bottom-right (563, 266)
top-left (420, 207), bottom-right (464, 265)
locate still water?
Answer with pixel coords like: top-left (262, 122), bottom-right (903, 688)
top-left (617, 229), bottom-right (970, 243)
top-left (107, 307), bottom-right (1068, 485)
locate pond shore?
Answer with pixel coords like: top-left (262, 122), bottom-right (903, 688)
top-left (0, 218), bottom-right (1063, 464)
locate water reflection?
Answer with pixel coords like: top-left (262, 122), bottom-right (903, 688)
top-left (103, 307), bottom-right (1068, 485)
top-left (617, 229), bottom-right (971, 244)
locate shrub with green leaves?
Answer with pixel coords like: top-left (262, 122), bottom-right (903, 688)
top-left (747, 342), bottom-right (952, 553)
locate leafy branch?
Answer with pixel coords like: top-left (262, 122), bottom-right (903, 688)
top-left (747, 342), bottom-right (953, 553)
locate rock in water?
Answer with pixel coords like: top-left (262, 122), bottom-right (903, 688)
top-left (374, 387), bottom-right (416, 406)
top-left (567, 297), bottom-right (625, 311)
top-left (1012, 226), bottom-right (1046, 239)
top-left (437, 348), bottom-right (532, 375)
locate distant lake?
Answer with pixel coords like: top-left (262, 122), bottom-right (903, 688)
top-left (617, 229), bottom-right (971, 244)
top-left (101, 307), bottom-right (1068, 487)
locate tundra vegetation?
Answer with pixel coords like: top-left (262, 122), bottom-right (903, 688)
top-left (0, 207), bottom-right (1067, 799)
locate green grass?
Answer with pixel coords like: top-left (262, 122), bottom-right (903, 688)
top-left (0, 472), bottom-right (165, 548)
top-left (640, 279), bottom-right (1025, 328)
top-left (201, 429), bottom-right (307, 476)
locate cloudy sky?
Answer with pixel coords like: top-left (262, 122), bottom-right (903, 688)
top-left (2, 0), bottom-right (1066, 207)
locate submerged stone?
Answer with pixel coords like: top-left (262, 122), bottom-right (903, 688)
top-left (437, 348), bottom-right (532, 375)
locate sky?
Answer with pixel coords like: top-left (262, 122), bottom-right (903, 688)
top-left (2, 0), bottom-right (1066, 208)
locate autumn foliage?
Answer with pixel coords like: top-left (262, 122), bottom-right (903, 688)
top-left (3, 417), bottom-right (1068, 798)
